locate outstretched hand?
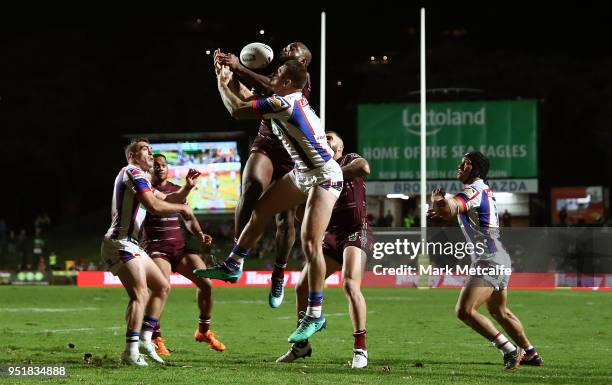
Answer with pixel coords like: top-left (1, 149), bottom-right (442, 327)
top-left (428, 188), bottom-right (447, 220)
top-left (213, 48), bottom-right (222, 75)
top-left (217, 65), bottom-right (233, 86)
top-left (431, 188), bottom-right (446, 203)
top-left (185, 168), bottom-right (201, 189)
top-left (216, 52), bottom-right (240, 70)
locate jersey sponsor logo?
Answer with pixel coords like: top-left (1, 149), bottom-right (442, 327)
top-left (348, 232), bottom-right (358, 241)
top-left (267, 95), bottom-right (290, 112)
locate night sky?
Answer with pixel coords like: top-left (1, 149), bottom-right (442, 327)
top-left (0, 7), bottom-right (610, 231)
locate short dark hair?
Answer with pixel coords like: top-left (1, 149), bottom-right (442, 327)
top-left (153, 153), bottom-right (166, 160)
top-left (125, 137), bottom-right (149, 162)
top-left (464, 151), bottom-right (490, 182)
top-left (282, 60), bottom-right (308, 90)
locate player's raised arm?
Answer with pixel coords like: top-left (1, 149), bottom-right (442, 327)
top-left (164, 168), bottom-right (200, 203)
top-left (429, 188), bottom-right (467, 220)
top-left (137, 190), bottom-right (193, 217)
top-left (217, 66), bottom-right (262, 120)
top-left (216, 51), bottom-right (273, 95)
top-left (214, 49), bottom-right (256, 102)
top-left (226, 76), bottom-right (256, 102)
top-left (342, 156), bottom-right (370, 179)
top-left (122, 161), bottom-right (190, 216)
top-left (153, 190), bottom-right (167, 200)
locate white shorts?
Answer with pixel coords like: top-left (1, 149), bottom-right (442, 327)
top-left (100, 237), bottom-right (149, 275)
top-left (470, 251), bottom-right (512, 291)
top-left (289, 160), bottom-right (344, 199)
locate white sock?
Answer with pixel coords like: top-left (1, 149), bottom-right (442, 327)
top-left (126, 332), bottom-right (140, 355)
top-left (141, 330), bottom-right (153, 342)
top-left (129, 340), bottom-right (139, 355)
top-left (305, 305), bottom-right (322, 318)
top-left (492, 332), bottom-right (516, 354)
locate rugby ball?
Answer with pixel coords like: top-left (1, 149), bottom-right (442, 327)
top-left (240, 42), bottom-right (274, 70)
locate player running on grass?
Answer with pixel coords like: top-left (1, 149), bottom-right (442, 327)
top-left (428, 152), bottom-right (544, 370)
top-left (100, 138), bottom-right (198, 366)
top-left (215, 42), bottom-right (313, 308)
top-left (276, 131), bottom-right (372, 368)
top-left (143, 153), bottom-right (225, 355)
top-left (196, 60), bottom-right (342, 344)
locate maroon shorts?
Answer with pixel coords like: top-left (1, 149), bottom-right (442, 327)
top-left (322, 225), bottom-right (373, 265)
top-left (145, 240), bottom-right (186, 272)
top-left (250, 133), bottom-right (294, 181)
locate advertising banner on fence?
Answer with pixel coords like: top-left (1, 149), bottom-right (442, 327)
top-left (76, 271), bottom-right (612, 290)
top-left (77, 271), bottom-right (343, 288)
top-left (366, 178), bottom-right (538, 195)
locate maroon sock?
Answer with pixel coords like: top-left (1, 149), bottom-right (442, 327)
top-left (272, 263), bottom-right (287, 281)
top-left (198, 317), bottom-right (211, 334)
top-left (152, 323), bottom-right (161, 340)
top-left (353, 329), bottom-right (366, 350)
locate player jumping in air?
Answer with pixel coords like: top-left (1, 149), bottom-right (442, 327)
top-left (196, 60), bottom-right (342, 343)
top-left (428, 152), bottom-right (544, 370)
top-left (215, 42), bottom-right (312, 308)
top-left (276, 131), bottom-right (372, 368)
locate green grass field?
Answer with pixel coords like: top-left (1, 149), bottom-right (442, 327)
top-left (1, 286), bottom-right (611, 385)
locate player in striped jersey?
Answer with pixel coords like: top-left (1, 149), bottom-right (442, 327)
top-left (276, 132), bottom-right (372, 368)
top-left (196, 60), bottom-right (342, 343)
top-left (100, 138), bottom-right (199, 366)
top-left (215, 43), bottom-right (313, 308)
top-left (429, 152), bottom-right (543, 370)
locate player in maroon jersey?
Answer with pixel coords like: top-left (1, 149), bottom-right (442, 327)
top-left (276, 131), bottom-right (372, 368)
top-left (144, 154), bottom-right (225, 353)
top-left (215, 42), bottom-right (313, 308)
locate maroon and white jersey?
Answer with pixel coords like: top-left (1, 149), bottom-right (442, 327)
top-left (327, 153), bottom-right (368, 233)
top-left (257, 73), bottom-right (311, 136)
top-left (143, 181), bottom-right (185, 244)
